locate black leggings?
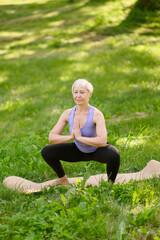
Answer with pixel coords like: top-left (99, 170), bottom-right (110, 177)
top-left (41, 142), bottom-right (120, 182)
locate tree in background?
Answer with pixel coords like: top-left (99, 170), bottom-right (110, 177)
top-left (68, 0), bottom-right (160, 10)
top-left (136, 0), bottom-right (160, 11)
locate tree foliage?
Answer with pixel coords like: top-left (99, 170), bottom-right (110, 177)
top-left (69, 0), bottom-right (160, 11)
top-left (131, 0), bottom-right (160, 11)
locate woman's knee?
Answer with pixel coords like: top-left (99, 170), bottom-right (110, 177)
top-left (115, 151), bottom-right (120, 168)
top-left (109, 145), bottom-right (120, 164)
top-left (41, 145), bottom-right (50, 159)
top-left (114, 148), bottom-right (120, 161)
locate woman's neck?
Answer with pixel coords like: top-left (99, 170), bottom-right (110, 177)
top-left (76, 103), bottom-right (90, 112)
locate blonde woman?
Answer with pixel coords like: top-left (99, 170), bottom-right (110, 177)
top-left (41, 79), bottom-right (120, 185)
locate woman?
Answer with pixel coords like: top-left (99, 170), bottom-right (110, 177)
top-left (41, 79), bottom-right (120, 186)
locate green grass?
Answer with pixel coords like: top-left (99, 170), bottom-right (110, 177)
top-left (0, 0), bottom-right (160, 239)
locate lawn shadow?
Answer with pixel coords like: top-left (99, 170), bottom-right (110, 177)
top-left (1, 0), bottom-right (159, 56)
top-left (0, 0), bottom-right (92, 32)
top-left (0, 0), bottom-right (105, 52)
top-left (102, 2), bottom-right (160, 36)
top-left (0, 41), bottom-right (159, 96)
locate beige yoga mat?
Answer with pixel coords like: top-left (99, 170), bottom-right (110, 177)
top-left (3, 160), bottom-right (160, 194)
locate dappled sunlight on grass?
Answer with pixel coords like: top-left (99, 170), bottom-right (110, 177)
top-left (116, 136), bottom-right (148, 147)
top-left (0, 98), bottom-right (28, 112)
top-left (48, 19), bottom-right (65, 27)
top-left (0, 0), bottom-right (47, 5)
top-left (108, 112), bottom-right (148, 123)
top-left (0, 30), bottom-right (24, 38)
top-left (41, 10), bottom-right (59, 19)
top-left (6, 33), bottom-right (45, 50)
top-left (0, 0), bottom-right (138, 56)
top-left (59, 75), bottom-right (73, 82)
top-left (11, 84), bottom-right (33, 96)
top-left (3, 49), bottom-right (36, 59)
top-left (0, 0), bottom-right (159, 70)
top-left (51, 108), bottom-right (61, 115)
top-left (0, 75), bottom-right (8, 84)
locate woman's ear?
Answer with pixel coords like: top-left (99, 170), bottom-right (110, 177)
top-left (89, 92), bottom-right (93, 98)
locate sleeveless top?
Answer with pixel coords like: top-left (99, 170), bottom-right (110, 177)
top-left (68, 105), bottom-right (98, 153)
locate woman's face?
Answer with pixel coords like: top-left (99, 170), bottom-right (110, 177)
top-left (73, 85), bottom-right (92, 105)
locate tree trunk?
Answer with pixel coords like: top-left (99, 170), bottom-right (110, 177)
top-left (136, 0), bottom-right (160, 11)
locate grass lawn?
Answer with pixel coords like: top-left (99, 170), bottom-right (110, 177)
top-left (0, 0), bottom-right (160, 239)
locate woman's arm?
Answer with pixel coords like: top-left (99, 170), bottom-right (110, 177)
top-left (73, 109), bottom-right (107, 147)
top-left (49, 109), bottom-right (74, 144)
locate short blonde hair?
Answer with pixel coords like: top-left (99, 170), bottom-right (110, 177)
top-left (72, 79), bottom-right (93, 94)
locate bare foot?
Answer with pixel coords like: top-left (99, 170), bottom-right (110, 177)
top-left (49, 176), bottom-right (69, 186)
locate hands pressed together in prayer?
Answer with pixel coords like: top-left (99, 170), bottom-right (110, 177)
top-left (72, 119), bottom-right (82, 140)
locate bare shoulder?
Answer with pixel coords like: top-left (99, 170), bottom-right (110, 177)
top-left (93, 107), bottom-right (105, 123)
top-left (61, 108), bottom-right (72, 122)
top-left (93, 107), bottom-right (104, 117)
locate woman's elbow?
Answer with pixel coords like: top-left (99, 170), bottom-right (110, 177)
top-left (99, 137), bottom-right (107, 147)
top-left (100, 142), bottom-right (107, 147)
top-left (49, 133), bottom-right (54, 143)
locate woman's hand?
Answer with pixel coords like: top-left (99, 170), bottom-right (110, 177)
top-left (49, 109), bottom-right (75, 144)
top-left (73, 119), bottom-right (81, 139)
top-left (71, 129), bottom-right (75, 140)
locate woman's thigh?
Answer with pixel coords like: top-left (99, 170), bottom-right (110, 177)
top-left (91, 144), bottom-right (120, 164)
top-left (42, 142), bottom-right (85, 162)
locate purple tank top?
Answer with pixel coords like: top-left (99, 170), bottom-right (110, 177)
top-left (68, 105), bottom-right (98, 153)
